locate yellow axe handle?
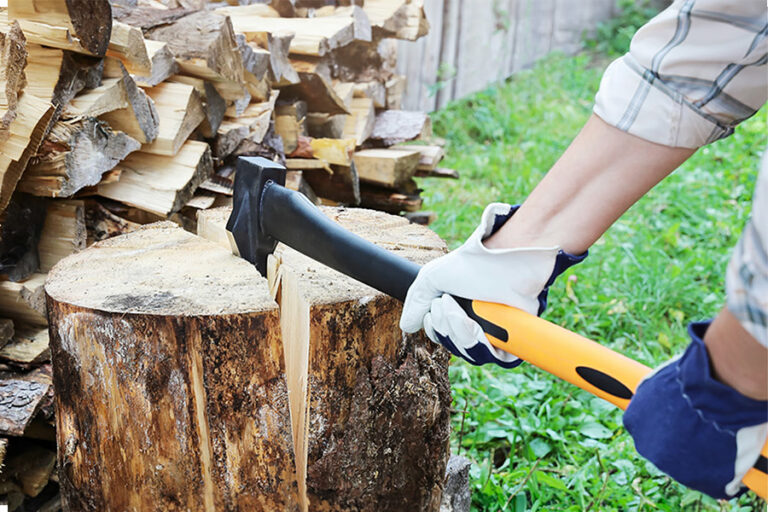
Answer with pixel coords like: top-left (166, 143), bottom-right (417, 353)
top-left (467, 299), bottom-right (768, 499)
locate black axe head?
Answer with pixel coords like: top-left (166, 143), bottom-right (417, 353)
top-left (226, 156), bottom-right (286, 275)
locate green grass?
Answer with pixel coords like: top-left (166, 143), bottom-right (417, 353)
top-left (420, 52), bottom-right (767, 511)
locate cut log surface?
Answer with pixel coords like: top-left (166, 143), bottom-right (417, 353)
top-left (199, 206), bottom-right (452, 512)
top-left (353, 147), bottom-right (421, 187)
top-left (45, 222), bottom-right (300, 511)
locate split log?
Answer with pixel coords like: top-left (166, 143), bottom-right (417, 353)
top-left (332, 39), bottom-right (397, 83)
top-left (20, 118), bottom-right (140, 197)
top-left (226, 8), bottom-right (356, 56)
top-left (417, 167), bottom-right (460, 179)
top-left (106, 21), bottom-right (151, 76)
top-left (140, 81), bottom-right (205, 156)
top-left (0, 273), bottom-right (47, 326)
top-left (5, 0), bottom-right (112, 56)
top-left (0, 325), bottom-right (49, 366)
top-left (83, 199), bottom-right (142, 244)
top-left (36, 200), bottom-right (86, 272)
top-left (97, 140), bottom-right (213, 216)
top-left (0, 194), bottom-right (48, 282)
top-left (341, 97), bottom-right (374, 146)
top-left (264, 31), bottom-right (299, 84)
top-left (284, 170), bottom-right (319, 205)
top-left (145, 11), bottom-right (245, 85)
top-left (396, 143), bottom-right (445, 172)
top-left (0, 366), bottom-right (52, 436)
top-left (310, 138), bottom-right (355, 167)
top-left (385, 74), bottom-right (406, 110)
top-left (97, 67), bottom-right (160, 145)
top-left (111, 5), bottom-right (194, 31)
top-left (405, 210), bottom-right (438, 226)
top-left (5, 444), bottom-right (56, 498)
top-left (275, 100), bottom-right (307, 155)
top-left (302, 163), bottom-right (360, 205)
top-left (214, 92), bottom-right (277, 159)
top-left (237, 34), bottom-right (271, 82)
top-left (0, 93), bottom-right (54, 213)
top-left (353, 80), bottom-right (386, 108)
top-left (353, 147), bottom-right (421, 188)
top-left (314, 5), bottom-right (372, 42)
top-left (394, 0), bottom-right (429, 41)
top-left (198, 205), bottom-right (451, 511)
top-left (167, 75), bottom-right (226, 138)
top-left (24, 45), bottom-right (103, 119)
top-left (0, 21), bottom-right (27, 140)
top-left (360, 185), bottom-right (423, 213)
top-left (370, 110), bottom-right (431, 146)
top-left (278, 71), bottom-right (349, 116)
top-left (46, 222), bottom-right (300, 511)
top-left (362, 0), bottom-right (409, 34)
top-left (132, 40), bottom-right (179, 87)
top-left (0, 318), bottom-right (13, 349)
top-left (63, 78), bottom-right (129, 119)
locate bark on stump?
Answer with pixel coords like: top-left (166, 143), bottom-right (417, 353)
top-left (45, 222), bottom-right (300, 511)
top-left (46, 206), bottom-right (452, 512)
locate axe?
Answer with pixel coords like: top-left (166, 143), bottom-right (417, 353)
top-left (226, 156), bottom-right (768, 499)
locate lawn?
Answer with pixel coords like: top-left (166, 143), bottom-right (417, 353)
top-left (419, 51), bottom-right (767, 511)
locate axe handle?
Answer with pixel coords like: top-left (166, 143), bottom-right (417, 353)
top-left (259, 182), bottom-right (768, 498)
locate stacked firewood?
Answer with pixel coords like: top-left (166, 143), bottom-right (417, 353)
top-left (0, 0), bottom-right (455, 508)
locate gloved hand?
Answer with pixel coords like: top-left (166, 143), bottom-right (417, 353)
top-left (399, 203), bottom-right (586, 367)
top-left (624, 321), bottom-right (768, 499)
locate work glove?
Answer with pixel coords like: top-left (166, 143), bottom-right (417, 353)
top-left (399, 203), bottom-right (586, 367)
top-left (624, 321), bottom-right (768, 499)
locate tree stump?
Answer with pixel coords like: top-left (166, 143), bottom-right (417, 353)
top-left (47, 207), bottom-right (452, 512)
top-left (45, 222), bottom-right (299, 511)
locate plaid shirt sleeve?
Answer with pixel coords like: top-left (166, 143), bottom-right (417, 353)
top-left (594, 0), bottom-right (767, 148)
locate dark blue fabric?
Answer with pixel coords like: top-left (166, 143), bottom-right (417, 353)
top-left (433, 330), bottom-right (523, 368)
top-left (624, 321), bottom-right (768, 499)
top-left (435, 205), bottom-right (586, 368)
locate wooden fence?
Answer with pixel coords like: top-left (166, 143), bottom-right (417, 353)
top-left (396, 0), bottom-right (618, 112)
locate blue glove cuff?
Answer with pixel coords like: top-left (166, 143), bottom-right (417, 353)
top-left (624, 321), bottom-right (768, 499)
top-left (678, 322), bottom-right (768, 430)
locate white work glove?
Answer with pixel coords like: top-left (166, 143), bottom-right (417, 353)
top-left (399, 203), bottom-right (587, 367)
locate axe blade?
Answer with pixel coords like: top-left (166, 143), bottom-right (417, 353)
top-left (226, 156), bottom-right (286, 275)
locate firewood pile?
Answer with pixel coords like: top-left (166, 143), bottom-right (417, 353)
top-left (0, 0), bottom-right (454, 508)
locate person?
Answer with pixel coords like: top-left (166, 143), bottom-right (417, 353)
top-left (399, 0), bottom-right (768, 501)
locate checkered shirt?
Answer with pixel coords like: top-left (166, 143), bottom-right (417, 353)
top-left (594, 0), bottom-right (768, 345)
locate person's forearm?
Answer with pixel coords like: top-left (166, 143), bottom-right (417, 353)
top-left (485, 114), bottom-right (695, 253)
top-left (705, 307), bottom-right (768, 401)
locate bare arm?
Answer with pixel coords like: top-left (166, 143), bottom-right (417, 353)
top-left (485, 114), bottom-right (694, 254)
top-left (486, 113), bottom-right (768, 400)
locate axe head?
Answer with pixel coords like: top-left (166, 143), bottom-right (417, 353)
top-left (226, 156), bottom-right (286, 275)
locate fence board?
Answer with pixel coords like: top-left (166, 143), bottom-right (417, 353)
top-left (397, 0), bottom-right (618, 112)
